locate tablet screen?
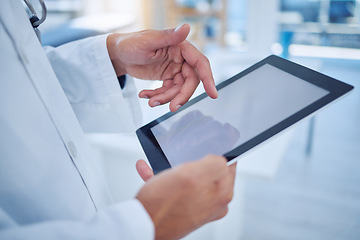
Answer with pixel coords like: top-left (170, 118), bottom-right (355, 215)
top-left (150, 64), bottom-right (329, 167)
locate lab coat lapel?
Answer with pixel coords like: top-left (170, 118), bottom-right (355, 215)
top-left (0, 0), bottom-right (113, 209)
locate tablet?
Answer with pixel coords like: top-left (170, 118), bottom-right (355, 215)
top-left (136, 55), bottom-right (354, 174)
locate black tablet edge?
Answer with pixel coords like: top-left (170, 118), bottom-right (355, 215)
top-left (136, 127), bottom-right (171, 174)
top-left (137, 55), bottom-right (354, 173)
top-left (266, 55), bottom-right (354, 97)
top-left (223, 56), bottom-right (354, 160)
top-left (225, 85), bottom-right (354, 164)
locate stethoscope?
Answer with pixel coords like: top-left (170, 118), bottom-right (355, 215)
top-left (23, 0), bottom-right (47, 42)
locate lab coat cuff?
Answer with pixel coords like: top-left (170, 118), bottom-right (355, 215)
top-left (92, 34), bottom-right (143, 128)
top-left (74, 34), bottom-right (138, 133)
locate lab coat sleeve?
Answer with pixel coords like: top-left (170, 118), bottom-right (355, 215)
top-left (44, 35), bottom-right (142, 133)
top-left (0, 199), bottom-right (154, 240)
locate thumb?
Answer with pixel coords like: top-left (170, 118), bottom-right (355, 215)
top-left (150, 23), bottom-right (190, 50)
top-left (136, 159), bottom-right (155, 182)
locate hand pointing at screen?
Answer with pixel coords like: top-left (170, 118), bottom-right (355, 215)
top-left (107, 24), bottom-right (218, 112)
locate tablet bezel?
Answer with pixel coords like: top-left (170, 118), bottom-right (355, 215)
top-left (136, 55), bottom-right (354, 174)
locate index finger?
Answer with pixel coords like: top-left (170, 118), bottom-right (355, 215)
top-left (181, 41), bottom-right (218, 99)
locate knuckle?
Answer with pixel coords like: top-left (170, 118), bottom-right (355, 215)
top-left (203, 56), bottom-right (210, 65)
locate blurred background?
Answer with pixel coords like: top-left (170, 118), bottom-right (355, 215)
top-left (35, 0), bottom-right (360, 239)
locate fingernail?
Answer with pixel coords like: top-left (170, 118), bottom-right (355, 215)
top-left (152, 101), bottom-right (161, 107)
top-left (175, 105), bottom-right (182, 110)
top-left (141, 95), bottom-right (149, 99)
top-left (175, 24), bottom-right (183, 32)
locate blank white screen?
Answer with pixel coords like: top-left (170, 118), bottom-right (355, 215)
top-left (151, 64), bottom-right (329, 167)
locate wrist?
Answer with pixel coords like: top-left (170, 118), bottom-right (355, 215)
top-left (106, 33), bottom-right (127, 76)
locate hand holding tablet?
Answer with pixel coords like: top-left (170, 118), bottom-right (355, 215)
top-left (137, 55), bottom-right (354, 174)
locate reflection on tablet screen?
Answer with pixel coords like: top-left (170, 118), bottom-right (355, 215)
top-left (151, 64), bottom-right (330, 167)
top-left (152, 110), bottom-right (240, 167)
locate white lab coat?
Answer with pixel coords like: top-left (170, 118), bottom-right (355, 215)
top-left (0, 0), bottom-right (153, 239)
